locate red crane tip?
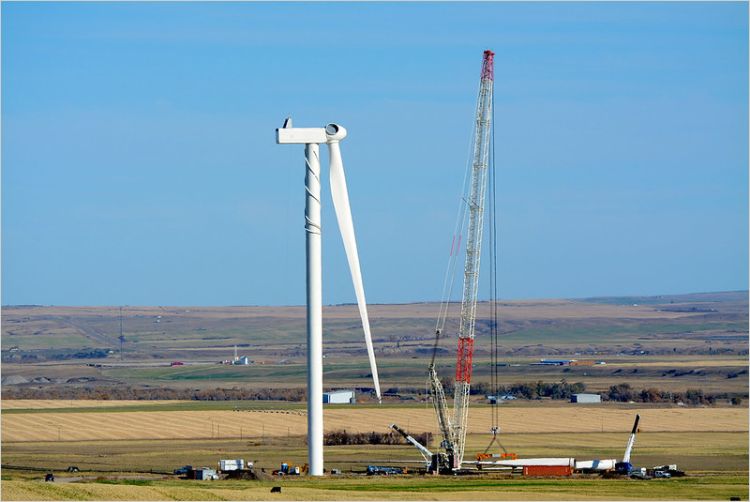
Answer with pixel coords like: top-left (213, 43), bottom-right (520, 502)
top-left (481, 50), bottom-right (495, 81)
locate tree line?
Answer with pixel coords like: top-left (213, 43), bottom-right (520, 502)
top-left (605, 383), bottom-right (743, 405)
top-left (3, 381), bottom-right (744, 405)
top-left (1, 385), bottom-right (305, 401)
top-left (324, 429), bottom-right (432, 446)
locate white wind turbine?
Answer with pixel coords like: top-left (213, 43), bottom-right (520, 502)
top-left (276, 118), bottom-right (381, 476)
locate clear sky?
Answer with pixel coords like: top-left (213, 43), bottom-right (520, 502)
top-left (2, 2), bottom-right (747, 306)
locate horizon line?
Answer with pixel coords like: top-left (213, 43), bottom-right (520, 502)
top-left (2, 289), bottom-right (746, 309)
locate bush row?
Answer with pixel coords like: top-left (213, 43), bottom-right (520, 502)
top-left (324, 429), bottom-right (432, 446)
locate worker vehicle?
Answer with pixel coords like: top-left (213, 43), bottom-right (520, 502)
top-left (366, 465), bottom-right (404, 476)
top-left (173, 465), bottom-right (193, 476)
top-left (272, 462), bottom-right (307, 476)
top-left (614, 415), bottom-right (640, 475)
top-left (630, 469), bottom-right (651, 480)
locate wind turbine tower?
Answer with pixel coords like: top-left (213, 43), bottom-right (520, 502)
top-left (276, 118), bottom-right (382, 476)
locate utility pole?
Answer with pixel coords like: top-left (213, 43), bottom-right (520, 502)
top-left (118, 306), bottom-right (125, 360)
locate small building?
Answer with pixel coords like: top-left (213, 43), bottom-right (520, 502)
top-left (236, 356), bottom-right (250, 365)
top-left (571, 393), bottom-right (601, 404)
top-left (323, 390), bottom-right (355, 404)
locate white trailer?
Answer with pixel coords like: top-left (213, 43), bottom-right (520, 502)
top-left (219, 459), bottom-right (245, 472)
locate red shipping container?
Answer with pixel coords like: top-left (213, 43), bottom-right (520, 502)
top-left (522, 465), bottom-right (572, 477)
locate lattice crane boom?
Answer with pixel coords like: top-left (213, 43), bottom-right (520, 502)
top-left (429, 49), bottom-right (495, 471)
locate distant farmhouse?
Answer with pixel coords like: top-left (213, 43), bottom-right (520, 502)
top-left (220, 346), bottom-right (251, 365)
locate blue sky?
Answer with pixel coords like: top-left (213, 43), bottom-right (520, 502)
top-left (2, 2), bottom-right (747, 306)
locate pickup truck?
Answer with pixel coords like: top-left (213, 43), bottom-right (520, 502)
top-left (173, 465), bottom-right (193, 476)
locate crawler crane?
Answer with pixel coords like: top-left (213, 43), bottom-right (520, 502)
top-left (392, 49), bottom-right (497, 473)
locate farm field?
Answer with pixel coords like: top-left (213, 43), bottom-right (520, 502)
top-left (0, 399), bottom-right (191, 410)
top-left (2, 401), bottom-right (748, 442)
top-left (3, 429), bottom-right (748, 474)
top-left (3, 474), bottom-right (748, 501)
top-left (2, 401), bottom-right (747, 478)
top-left (1, 293), bottom-right (747, 499)
top-left (3, 355), bottom-right (747, 396)
top-left (2, 293), bottom-right (747, 402)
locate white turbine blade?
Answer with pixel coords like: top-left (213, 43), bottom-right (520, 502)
top-left (327, 141), bottom-right (381, 402)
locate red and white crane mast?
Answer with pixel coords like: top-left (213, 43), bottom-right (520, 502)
top-left (429, 49), bottom-right (495, 471)
top-left (453, 49), bottom-right (495, 466)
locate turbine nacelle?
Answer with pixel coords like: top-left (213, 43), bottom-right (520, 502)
top-left (275, 120), bottom-right (347, 145)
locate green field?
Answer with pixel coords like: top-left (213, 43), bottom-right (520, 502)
top-left (82, 355), bottom-right (747, 395)
top-left (2, 294), bottom-right (747, 400)
top-left (3, 474), bottom-right (749, 501)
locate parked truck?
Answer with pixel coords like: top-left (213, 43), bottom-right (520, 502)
top-left (218, 459), bottom-right (245, 472)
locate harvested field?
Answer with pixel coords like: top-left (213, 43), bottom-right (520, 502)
top-left (2, 404), bottom-right (746, 442)
top-left (3, 432), bottom-right (746, 473)
top-left (1, 400), bottom-right (189, 410)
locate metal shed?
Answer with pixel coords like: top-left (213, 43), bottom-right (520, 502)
top-left (571, 393), bottom-right (601, 404)
top-left (323, 390), bottom-right (355, 404)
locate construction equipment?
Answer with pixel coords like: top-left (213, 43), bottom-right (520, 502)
top-left (615, 414), bottom-right (640, 474)
top-left (366, 465), bottom-right (405, 476)
top-left (390, 424), bottom-right (433, 463)
top-left (427, 49), bottom-right (496, 472)
top-left (173, 465), bottom-right (193, 476)
top-left (652, 464), bottom-right (684, 477)
top-left (476, 452), bottom-right (517, 462)
top-left (392, 50), bottom-right (496, 474)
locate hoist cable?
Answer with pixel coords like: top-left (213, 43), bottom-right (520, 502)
top-left (490, 81), bottom-right (499, 432)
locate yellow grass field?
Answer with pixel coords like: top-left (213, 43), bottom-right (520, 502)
top-left (0, 400), bottom-right (190, 410)
top-left (3, 403), bottom-right (746, 442)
